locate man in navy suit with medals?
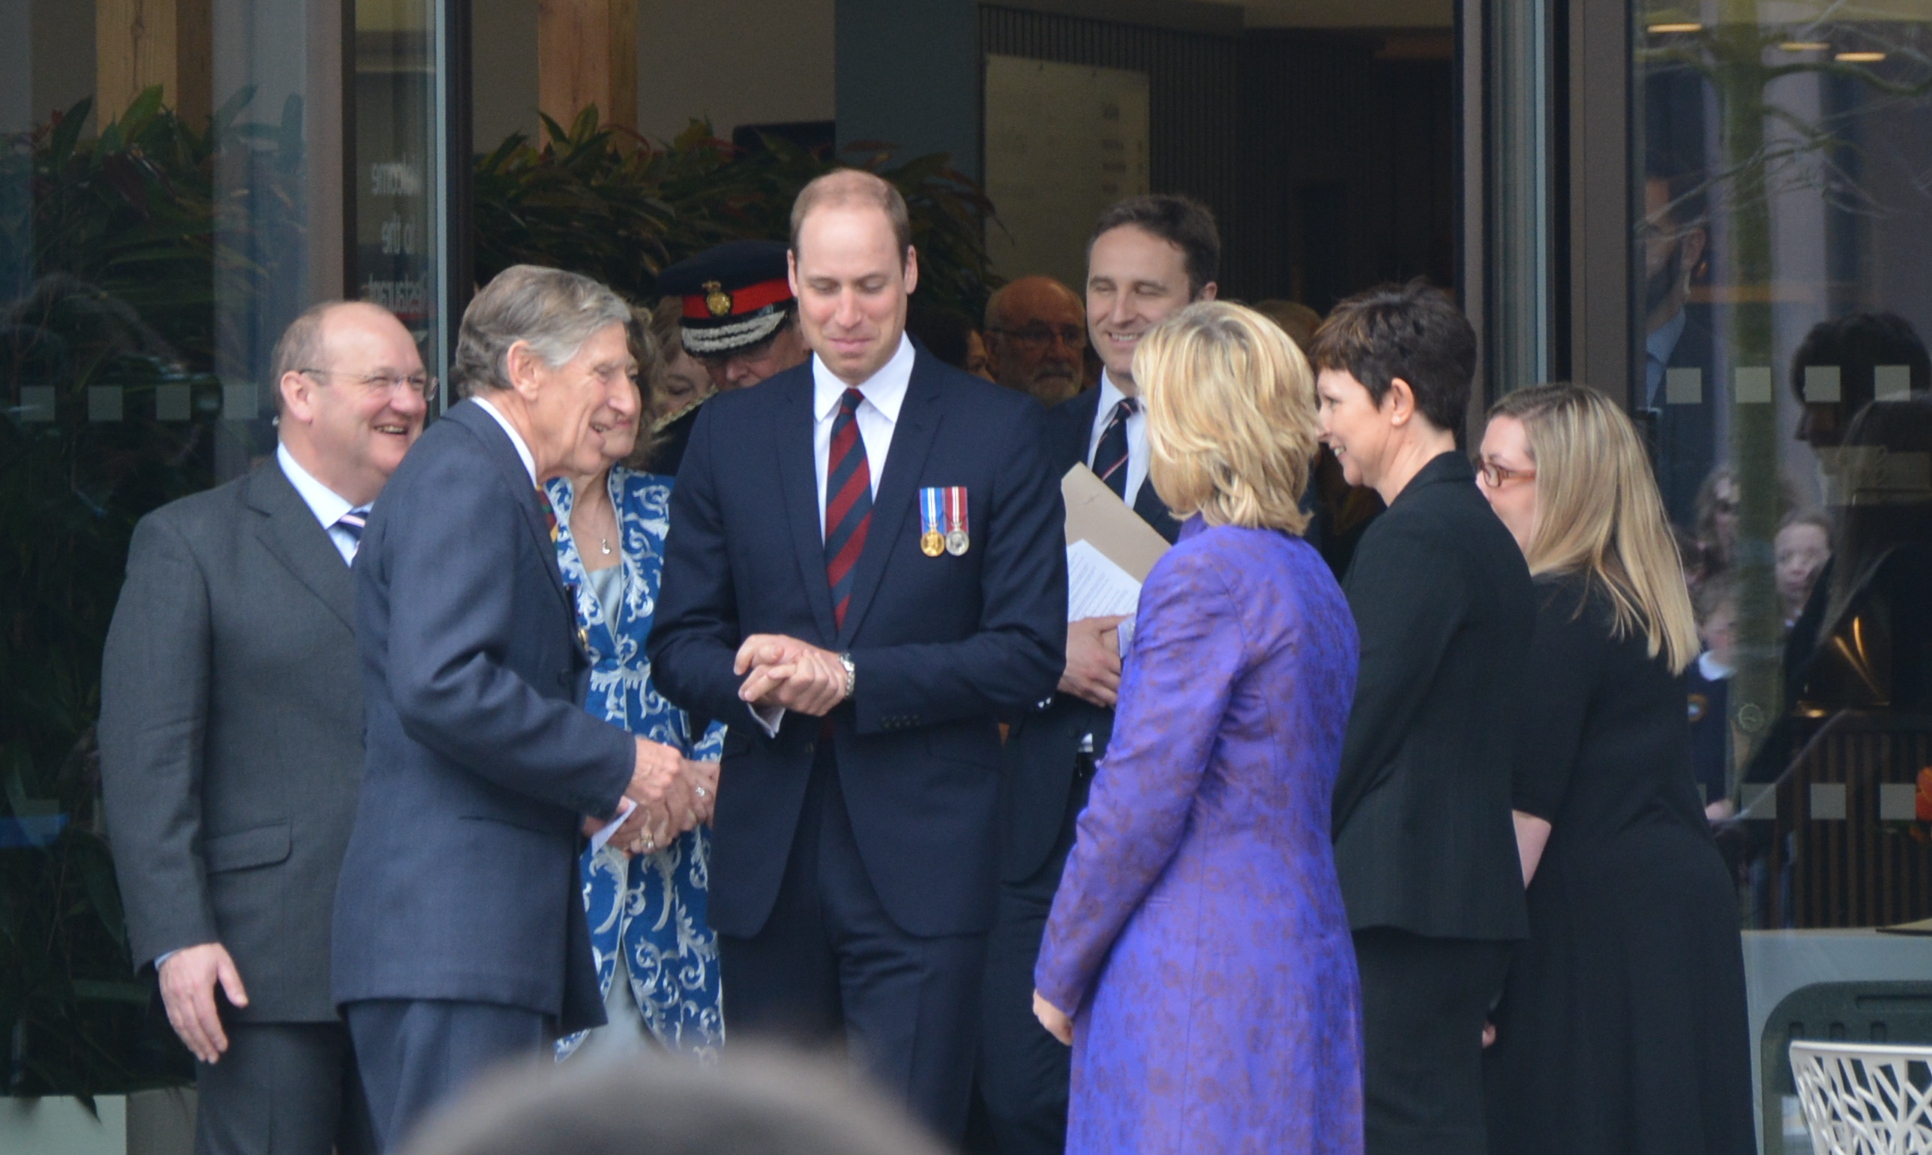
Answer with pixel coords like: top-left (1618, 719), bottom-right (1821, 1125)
top-left (978, 195), bottom-right (1219, 1155)
top-left (648, 170), bottom-right (1066, 1141)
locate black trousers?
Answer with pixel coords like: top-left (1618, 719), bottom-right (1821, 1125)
top-left (1354, 927), bottom-right (1513, 1155)
top-left (193, 1020), bottom-right (374, 1155)
top-left (343, 998), bottom-right (552, 1152)
top-left (718, 745), bottom-right (986, 1143)
top-left (977, 766), bottom-right (1091, 1155)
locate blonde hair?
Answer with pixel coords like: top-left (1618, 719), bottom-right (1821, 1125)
top-left (1488, 384), bottom-right (1698, 672)
top-left (1134, 301), bottom-right (1318, 533)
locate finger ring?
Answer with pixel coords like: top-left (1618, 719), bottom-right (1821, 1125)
top-left (644, 837), bottom-right (655, 851)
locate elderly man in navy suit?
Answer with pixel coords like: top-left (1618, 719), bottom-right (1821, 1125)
top-left (648, 170), bottom-right (1066, 1141)
top-left (332, 266), bottom-right (700, 1150)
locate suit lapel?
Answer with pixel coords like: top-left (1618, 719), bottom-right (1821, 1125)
top-left (776, 377), bottom-right (840, 644)
top-left (1133, 474), bottom-right (1182, 544)
top-left (837, 355), bottom-right (943, 646)
top-left (446, 400), bottom-right (571, 607)
top-left (248, 459), bottom-right (356, 631)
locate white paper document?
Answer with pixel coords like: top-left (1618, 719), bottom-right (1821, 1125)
top-left (1067, 538), bottom-right (1143, 622)
top-left (588, 797), bottom-right (637, 856)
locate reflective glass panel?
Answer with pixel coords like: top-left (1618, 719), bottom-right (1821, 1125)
top-left (1637, 1), bottom-right (1932, 939)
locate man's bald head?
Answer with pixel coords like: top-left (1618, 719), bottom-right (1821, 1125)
top-left (983, 275), bottom-right (1087, 406)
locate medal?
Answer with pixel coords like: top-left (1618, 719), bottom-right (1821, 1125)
top-left (944, 486), bottom-right (970, 556)
top-left (919, 488), bottom-right (945, 557)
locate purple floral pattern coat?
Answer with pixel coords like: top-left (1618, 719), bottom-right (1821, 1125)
top-left (1036, 523), bottom-right (1364, 1154)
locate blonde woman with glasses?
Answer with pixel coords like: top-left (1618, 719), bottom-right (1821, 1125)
top-left (1032, 302), bottom-right (1363, 1153)
top-left (1474, 384), bottom-right (1754, 1155)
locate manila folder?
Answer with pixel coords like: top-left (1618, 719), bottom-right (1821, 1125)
top-left (1061, 463), bottom-right (1171, 582)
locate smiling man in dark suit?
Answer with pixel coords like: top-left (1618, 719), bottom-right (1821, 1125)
top-left (977, 195), bottom-right (1217, 1155)
top-left (331, 266), bottom-right (698, 1150)
top-left (99, 300), bottom-right (428, 1155)
top-left (648, 169), bottom-right (1066, 1142)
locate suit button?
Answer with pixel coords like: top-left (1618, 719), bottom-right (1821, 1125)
top-left (804, 742), bottom-right (815, 755)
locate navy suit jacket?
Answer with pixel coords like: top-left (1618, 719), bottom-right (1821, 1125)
top-left (647, 347), bottom-right (1068, 939)
top-left (996, 387), bottom-right (1180, 882)
top-left (331, 400), bottom-right (635, 1029)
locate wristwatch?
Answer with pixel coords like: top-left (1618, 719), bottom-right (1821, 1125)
top-left (837, 652), bottom-right (857, 701)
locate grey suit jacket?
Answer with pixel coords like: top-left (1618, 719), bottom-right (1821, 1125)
top-left (98, 458), bottom-right (363, 1023)
top-left (330, 400), bottom-right (634, 1029)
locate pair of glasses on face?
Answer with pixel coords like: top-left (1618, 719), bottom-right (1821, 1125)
top-left (991, 324), bottom-right (1086, 351)
top-left (301, 368), bottom-right (438, 400)
top-left (1476, 458), bottom-right (1536, 488)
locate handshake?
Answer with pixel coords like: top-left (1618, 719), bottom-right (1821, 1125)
top-left (595, 743), bottom-right (717, 858)
top-left (590, 634), bottom-right (852, 858)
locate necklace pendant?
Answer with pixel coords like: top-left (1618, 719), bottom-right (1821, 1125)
top-left (599, 537), bottom-right (613, 556)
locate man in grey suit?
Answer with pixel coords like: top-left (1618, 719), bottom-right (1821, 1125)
top-left (331, 265), bottom-right (700, 1151)
top-left (99, 300), bottom-right (431, 1154)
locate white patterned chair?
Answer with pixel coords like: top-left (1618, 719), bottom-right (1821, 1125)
top-left (1789, 1039), bottom-right (1932, 1154)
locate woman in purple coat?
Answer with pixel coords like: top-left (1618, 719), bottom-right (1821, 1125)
top-left (1033, 301), bottom-right (1364, 1153)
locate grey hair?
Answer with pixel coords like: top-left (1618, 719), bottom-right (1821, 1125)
top-left (454, 265), bottom-right (633, 399)
top-left (397, 1046), bottom-right (950, 1155)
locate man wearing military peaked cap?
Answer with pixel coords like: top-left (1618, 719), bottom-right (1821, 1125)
top-left (641, 240), bottom-right (814, 476)
top-left (658, 239), bottom-right (811, 392)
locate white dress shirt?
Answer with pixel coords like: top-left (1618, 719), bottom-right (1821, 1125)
top-left (472, 394), bottom-right (539, 484)
top-left (811, 333), bottom-right (914, 536)
top-left (1085, 370), bottom-right (1149, 508)
top-left (751, 334), bottom-right (917, 736)
top-left (276, 444), bottom-right (360, 564)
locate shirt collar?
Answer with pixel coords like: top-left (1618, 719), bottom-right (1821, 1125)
top-left (276, 443), bottom-right (356, 529)
top-left (1647, 307), bottom-right (1688, 368)
top-left (1698, 650), bottom-right (1734, 681)
top-left (471, 394), bottom-right (538, 484)
top-left (812, 333), bottom-right (916, 423)
top-left (1096, 370), bottom-right (1131, 420)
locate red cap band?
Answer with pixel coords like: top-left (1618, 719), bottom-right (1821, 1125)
top-left (681, 276), bottom-right (794, 321)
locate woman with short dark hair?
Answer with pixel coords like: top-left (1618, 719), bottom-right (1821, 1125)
top-left (1310, 279), bottom-right (1535, 1155)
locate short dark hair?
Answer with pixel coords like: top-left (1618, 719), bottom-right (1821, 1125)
top-left (1788, 312), bottom-right (1930, 411)
top-left (1307, 278), bottom-right (1476, 434)
top-left (1088, 195), bottom-right (1220, 297)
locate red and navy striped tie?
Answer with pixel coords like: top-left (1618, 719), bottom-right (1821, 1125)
top-left (1093, 396), bottom-right (1139, 500)
top-left (824, 388), bottom-right (872, 628)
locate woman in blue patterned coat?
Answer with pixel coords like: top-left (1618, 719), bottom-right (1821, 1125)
top-left (547, 315), bottom-right (725, 1058)
top-left (1032, 302), bottom-right (1363, 1153)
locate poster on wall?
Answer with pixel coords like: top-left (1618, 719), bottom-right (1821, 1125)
top-left (984, 55), bottom-right (1151, 293)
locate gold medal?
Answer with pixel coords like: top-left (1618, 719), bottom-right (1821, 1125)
top-left (921, 530), bottom-right (945, 557)
top-left (946, 529), bottom-right (969, 556)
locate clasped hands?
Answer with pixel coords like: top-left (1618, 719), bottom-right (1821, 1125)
top-left (585, 741), bottom-right (719, 858)
top-left (734, 633), bottom-right (850, 717)
top-left (1060, 615), bottom-right (1128, 709)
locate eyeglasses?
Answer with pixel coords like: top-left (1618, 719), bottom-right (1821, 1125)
top-left (1476, 458), bottom-right (1537, 488)
top-left (300, 368), bottom-right (438, 400)
top-left (990, 324), bottom-right (1086, 351)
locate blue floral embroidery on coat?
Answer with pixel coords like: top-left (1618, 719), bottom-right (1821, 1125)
top-left (546, 467), bottom-right (725, 1060)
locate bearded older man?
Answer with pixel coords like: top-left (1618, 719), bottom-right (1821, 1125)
top-left (983, 275), bottom-right (1088, 406)
top-left (332, 266), bottom-right (702, 1149)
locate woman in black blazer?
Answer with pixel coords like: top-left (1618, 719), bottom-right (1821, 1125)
top-left (1311, 280), bottom-right (1536, 1155)
top-left (1476, 384), bottom-right (1754, 1155)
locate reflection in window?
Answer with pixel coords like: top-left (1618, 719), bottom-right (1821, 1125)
top-left (1638, 8), bottom-right (1932, 931)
